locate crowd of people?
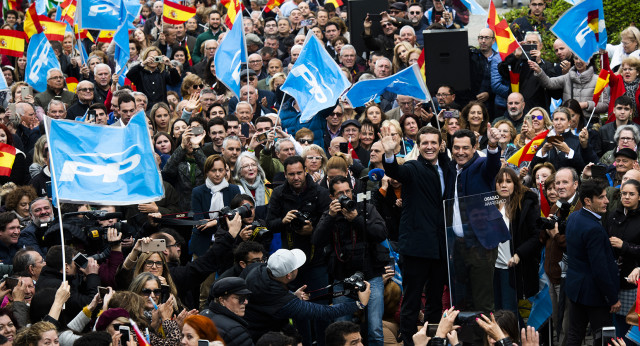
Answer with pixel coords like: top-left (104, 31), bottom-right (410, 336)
top-left (0, 0), bottom-right (638, 345)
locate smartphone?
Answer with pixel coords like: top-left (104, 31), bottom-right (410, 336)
top-left (73, 253), bottom-right (89, 269)
top-left (7, 103), bottom-right (15, 115)
top-left (46, 181), bottom-right (52, 198)
top-left (339, 142), bottom-right (349, 154)
top-left (427, 323), bottom-right (439, 337)
top-left (154, 56), bottom-right (163, 63)
top-left (191, 126), bottom-right (204, 136)
top-left (119, 326), bottom-right (130, 346)
top-left (368, 13), bottom-right (382, 21)
top-left (160, 284), bottom-right (171, 304)
top-left (522, 44), bottom-right (536, 55)
top-left (601, 327), bottom-right (616, 346)
top-left (256, 131), bottom-right (268, 142)
top-left (241, 123), bottom-right (250, 138)
top-left (89, 110), bottom-right (96, 122)
top-left (20, 86), bottom-right (31, 98)
top-left (198, 340), bottom-right (209, 346)
top-left (98, 286), bottom-right (110, 299)
top-left (300, 19), bottom-right (311, 26)
top-left (591, 165), bottom-right (607, 179)
top-left (4, 277), bottom-right (19, 290)
top-left (443, 110), bottom-right (459, 119)
top-left (547, 135), bottom-right (564, 143)
top-left (141, 239), bottom-right (166, 252)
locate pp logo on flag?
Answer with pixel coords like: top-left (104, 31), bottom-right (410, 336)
top-left (59, 151), bottom-right (141, 183)
top-left (290, 65), bottom-right (331, 103)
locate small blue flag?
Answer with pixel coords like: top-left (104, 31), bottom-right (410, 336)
top-left (280, 31), bottom-right (351, 123)
top-left (527, 284), bottom-right (553, 330)
top-left (550, 0), bottom-right (607, 63)
top-left (77, 0), bottom-right (141, 30)
top-left (45, 111), bottom-right (165, 205)
top-left (459, 0), bottom-right (487, 15)
top-left (214, 13), bottom-right (247, 99)
top-left (346, 64), bottom-right (431, 108)
top-left (627, 326), bottom-right (640, 345)
top-left (26, 32), bottom-right (62, 93)
top-left (114, 0), bottom-right (130, 86)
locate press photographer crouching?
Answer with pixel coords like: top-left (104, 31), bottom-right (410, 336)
top-left (242, 248), bottom-right (371, 342)
top-left (312, 175), bottom-right (388, 346)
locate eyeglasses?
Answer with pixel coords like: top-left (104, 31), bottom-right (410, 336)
top-left (77, 88), bottom-right (93, 92)
top-left (144, 260), bottom-right (163, 267)
top-left (532, 115), bottom-right (544, 120)
top-left (381, 23), bottom-right (393, 28)
top-left (620, 137), bottom-right (635, 142)
top-left (530, 2), bottom-right (545, 6)
top-left (622, 68), bottom-right (637, 72)
top-left (329, 112), bottom-right (343, 117)
top-left (192, 84), bottom-right (204, 89)
top-left (436, 93), bottom-right (452, 97)
top-left (140, 288), bottom-right (162, 296)
top-left (306, 155), bottom-right (322, 161)
top-left (48, 76), bottom-right (64, 80)
top-left (246, 257), bottom-right (265, 264)
top-left (477, 35), bottom-right (494, 41)
top-left (299, 139), bottom-right (313, 144)
top-left (166, 243), bottom-right (180, 248)
top-left (409, 11), bottom-right (422, 14)
top-left (241, 163), bottom-right (258, 170)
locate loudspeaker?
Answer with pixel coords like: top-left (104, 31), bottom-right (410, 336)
top-left (347, 0), bottom-right (389, 57)
top-left (422, 29), bottom-right (470, 95)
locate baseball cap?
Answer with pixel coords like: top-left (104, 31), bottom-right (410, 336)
top-left (267, 249), bottom-right (306, 277)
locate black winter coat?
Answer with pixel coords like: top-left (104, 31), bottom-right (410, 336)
top-left (605, 205), bottom-right (640, 290)
top-left (201, 303), bottom-right (254, 346)
top-left (35, 266), bottom-right (100, 323)
top-left (509, 190), bottom-right (543, 298)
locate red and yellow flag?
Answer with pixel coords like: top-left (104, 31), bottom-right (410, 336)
top-left (509, 65), bottom-right (519, 93)
top-left (539, 183), bottom-right (550, 217)
top-left (417, 48), bottom-right (426, 82)
top-left (24, 3), bottom-right (43, 37)
top-left (75, 25), bottom-right (94, 42)
top-left (0, 144), bottom-right (17, 177)
top-left (163, 0), bottom-right (196, 25)
top-left (220, 0), bottom-right (243, 28)
top-left (66, 77), bottom-right (78, 93)
top-left (0, 29), bottom-right (27, 57)
top-left (59, 0), bottom-right (77, 27)
top-left (263, 0), bottom-right (283, 13)
top-left (587, 9), bottom-right (600, 43)
top-left (25, 5), bottom-right (66, 42)
top-left (184, 43), bottom-right (193, 66)
top-left (487, 0), bottom-right (519, 60)
top-left (593, 54), bottom-right (610, 106)
top-left (325, 0), bottom-right (344, 7)
top-left (507, 129), bottom-right (549, 166)
top-left (97, 30), bottom-right (115, 43)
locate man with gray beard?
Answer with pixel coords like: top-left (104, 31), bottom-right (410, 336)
top-left (18, 197), bottom-right (55, 256)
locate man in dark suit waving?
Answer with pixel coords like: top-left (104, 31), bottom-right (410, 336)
top-left (565, 179), bottom-right (620, 346)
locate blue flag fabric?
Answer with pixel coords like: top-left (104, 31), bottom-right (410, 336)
top-left (459, 0), bottom-right (487, 15)
top-left (0, 70), bottom-right (8, 91)
top-left (76, 38), bottom-right (89, 66)
top-left (45, 111), bottom-right (164, 205)
top-left (346, 64), bottom-right (431, 108)
top-left (381, 239), bottom-right (402, 288)
top-left (627, 326), bottom-right (640, 344)
top-left (26, 33), bottom-right (62, 93)
top-left (279, 95), bottom-right (326, 148)
top-left (550, 0), bottom-right (607, 63)
top-left (214, 13), bottom-right (247, 99)
top-left (113, 0), bottom-right (130, 86)
top-left (527, 283), bottom-right (553, 330)
top-left (77, 0), bottom-right (140, 30)
top-left (280, 31), bottom-right (350, 122)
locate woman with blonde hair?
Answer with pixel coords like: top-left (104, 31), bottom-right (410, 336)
top-left (126, 46), bottom-right (180, 110)
top-left (392, 42), bottom-right (413, 73)
top-left (606, 26), bottom-right (640, 71)
top-left (14, 321), bottom-right (57, 346)
top-left (303, 145), bottom-right (328, 183)
top-left (131, 252), bottom-right (179, 300)
top-left (381, 119), bottom-right (408, 157)
top-left (322, 153), bottom-right (363, 194)
top-left (29, 136), bottom-right (48, 178)
top-left (180, 74), bottom-right (205, 101)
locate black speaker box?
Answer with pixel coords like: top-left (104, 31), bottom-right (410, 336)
top-left (422, 28), bottom-right (470, 94)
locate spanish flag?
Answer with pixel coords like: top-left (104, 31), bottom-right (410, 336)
top-left (97, 30), bottom-right (115, 43)
top-left (163, 0), bottom-right (196, 25)
top-left (66, 77), bottom-right (78, 93)
top-left (75, 25), bottom-right (94, 42)
top-left (0, 144), bottom-right (17, 177)
top-left (24, 3), bottom-right (43, 37)
top-left (587, 9), bottom-right (600, 43)
top-left (220, 0), bottom-right (243, 28)
top-left (417, 48), bottom-right (426, 82)
top-left (487, 0), bottom-right (519, 60)
top-left (593, 54), bottom-right (610, 106)
top-left (59, 0), bottom-right (77, 27)
top-left (539, 183), bottom-right (550, 217)
top-left (184, 43), bottom-right (193, 66)
top-left (0, 29), bottom-right (27, 58)
top-left (509, 65), bottom-right (519, 93)
top-left (263, 0), bottom-right (283, 13)
top-left (25, 6), bottom-right (66, 42)
top-left (507, 129), bottom-right (549, 166)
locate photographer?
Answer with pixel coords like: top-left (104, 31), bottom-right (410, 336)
top-left (126, 46), bottom-right (180, 111)
top-left (218, 194), bottom-right (271, 258)
top-left (243, 249), bottom-right (371, 341)
top-left (313, 176), bottom-right (388, 346)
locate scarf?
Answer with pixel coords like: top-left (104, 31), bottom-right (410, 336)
top-left (205, 178), bottom-right (229, 219)
top-left (240, 177), bottom-right (267, 206)
top-left (624, 78), bottom-right (640, 113)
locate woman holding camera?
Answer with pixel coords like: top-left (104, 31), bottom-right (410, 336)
top-left (126, 46), bottom-right (181, 111)
top-left (604, 178), bottom-right (640, 338)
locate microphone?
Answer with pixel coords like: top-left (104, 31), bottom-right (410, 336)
top-left (368, 168), bottom-right (385, 182)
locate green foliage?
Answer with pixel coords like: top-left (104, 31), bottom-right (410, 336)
top-left (502, 0), bottom-right (640, 63)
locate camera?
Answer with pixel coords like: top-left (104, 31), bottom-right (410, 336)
top-left (290, 211), bottom-right (311, 230)
top-left (338, 195), bottom-right (356, 211)
top-left (154, 56), bottom-right (163, 63)
top-left (342, 272), bottom-right (367, 293)
top-left (250, 220), bottom-right (270, 239)
top-left (219, 203), bottom-right (252, 219)
top-left (536, 201), bottom-right (571, 234)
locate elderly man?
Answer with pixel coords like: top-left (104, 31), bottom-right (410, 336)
top-left (260, 138), bottom-right (297, 182)
top-left (228, 74), bottom-right (274, 116)
top-left (386, 95), bottom-right (416, 121)
top-left (248, 53), bottom-right (267, 80)
top-left (13, 248), bottom-right (46, 282)
top-left (67, 81), bottom-right (96, 120)
top-left (34, 69), bottom-right (76, 110)
top-left (14, 103), bottom-right (39, 151)
top-left (193, 10), bottom-right (224, 63)
top-left (192, 39), bottom-right (218, 75)
top-left (47, 100), bottom-right (67, 120)
top-left (93, 63), bottom-right (112, 104)
top-left (339, 45), bottom-right (366, 78)
top-left (263, 35), bottom-right (285, 60)
top-left (257, 58), bottom-right (283, 90)
top-left (18, 197), bottom-right (54, 256)
top-left (399, 26), bottom-right (417, 47)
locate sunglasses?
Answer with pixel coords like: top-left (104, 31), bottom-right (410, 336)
top-left (141, 288), bottom-right (162, 296)
top-left (299, 139), bottom-right (313, 144)
top-left (191, 84), bottom-right (204, 89)
top-left (77, 88), bottom-right (93, 92)
top-left (532, 115), bottom-right (544, 120)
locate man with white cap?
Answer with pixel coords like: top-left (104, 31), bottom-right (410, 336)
top-left (242, 248), bottom-right (371, 342)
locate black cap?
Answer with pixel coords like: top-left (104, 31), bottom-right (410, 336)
top-left (614, 148), bottom-right (638, 160)
top-left (212, 277), bottom-right (252, 297)
top-left (240, 69), bottom-right (257, 77)
top-left (341, 119), bottom-right (361, 129)
top-left (390, 2), bottom-right (407, 11)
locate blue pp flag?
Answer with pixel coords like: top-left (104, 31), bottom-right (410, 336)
top-left (114, 0), bottom-right (130, 86)
top-left (214, 13), bottom-right (247, 99)
top-left (280, 31), bottom-right (350, 123)
top-left (0, 71), bottom-right (8, 91)
top-left (45, 111), bottom-right (164, 205)
top-left (627, 326), bottom-right (640, 345)
top-left (26, 32), bottom-right (62, 93)
top-left (527, 283), bottom-right (553, 330)
top-left (346, 64), bottom-right (431, 107)
top-left (550, 0), bottom-right (607, 63)
top-left (459, 0), bottom-right (486, 15)
top-left (76, 0), bottom-right (141, 30)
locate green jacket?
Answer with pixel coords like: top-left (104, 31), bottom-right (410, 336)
top-left (192, 29), bottom-right (224, 64)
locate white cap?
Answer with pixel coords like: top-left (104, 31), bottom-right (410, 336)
top-left (267, 249), bottom-right (306, 277)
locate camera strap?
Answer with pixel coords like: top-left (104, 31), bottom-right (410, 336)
top-left (332, 224), bottom-right (357, 263)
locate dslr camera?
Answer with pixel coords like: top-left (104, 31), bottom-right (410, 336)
top-left (338, 195), bottom-right (356, 211)
top-left (536, 201), bottom-right (571, 234)
top-left (342, 272), bottom-right (367, 292)
top-left (218, 203), bottom-right (252, 220)
top-left (290, 211), bottom-right (311, 231)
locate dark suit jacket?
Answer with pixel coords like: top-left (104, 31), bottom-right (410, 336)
top-left (444, 149), bottom-right (502, 200)
top-left (190, 183), bottom-right (241, 256)
top-left (565, 208), bottom-right (619, 307)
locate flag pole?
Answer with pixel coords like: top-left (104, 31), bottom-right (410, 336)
top-left (42, 116), bottom-right (67, 285)
top-left (585, 107), bottom-right (597, 129)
